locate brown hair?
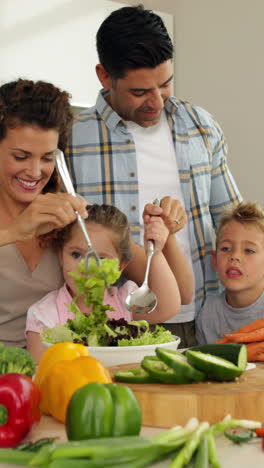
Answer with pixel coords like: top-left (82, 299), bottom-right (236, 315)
top-left (216, 201), bottom-right (264, 245)
top-left (0, 78), bottom-right (73, 193)
top-left (52, 204), bottom-right (132, 264)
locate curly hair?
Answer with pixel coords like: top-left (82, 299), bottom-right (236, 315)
top-left (216, 201), bottom-right (264, 244)
top-left (0, 78), bottom-right (73, 193)
top-left (51, 204), bottom-right (132, 264)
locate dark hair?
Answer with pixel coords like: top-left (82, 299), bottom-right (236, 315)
top-left (0, 78), bottom-right (73, 193)
top-left (96, 5), bottom-right (173, 79)
top-left (52, 204), bottom-right (132, 264)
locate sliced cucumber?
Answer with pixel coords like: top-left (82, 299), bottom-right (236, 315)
top-left (141, 356), bottom-right (193, 384)
top-left (189, 343), bottom-right (248, 371)
top-left (156, 348), bottom-right (206, 382)
top-left (186, 350), bottom-right (243, 381)
top-left (114, 367), bottom-right (158, 384)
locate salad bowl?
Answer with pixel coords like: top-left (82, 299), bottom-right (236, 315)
top-left (43, 335), bottom-right (181, 367)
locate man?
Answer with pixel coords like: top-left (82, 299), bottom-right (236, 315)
top-left (66, 5), bottom-right (242, 347)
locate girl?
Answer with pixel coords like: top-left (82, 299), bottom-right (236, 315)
top-left (26, 203), bottom-right (186, 362)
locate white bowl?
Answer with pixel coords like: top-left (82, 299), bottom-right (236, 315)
top-left (43, 335), bottom-right (181, 367)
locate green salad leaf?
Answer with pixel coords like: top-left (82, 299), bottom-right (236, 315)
top-left (118, 326), bottom-right (175, 346)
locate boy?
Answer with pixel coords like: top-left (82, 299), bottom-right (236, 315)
top-left (196, 202), bottom-right (264, 344)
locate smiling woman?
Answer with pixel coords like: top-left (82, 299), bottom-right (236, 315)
top-left (0, 79), bottom-right (88, 347)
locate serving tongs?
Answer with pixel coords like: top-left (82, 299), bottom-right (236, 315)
top-left (54, 149), bottom-right (101, 268)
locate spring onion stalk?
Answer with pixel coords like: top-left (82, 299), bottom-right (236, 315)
top-left (153, 418), bottom-right (199, 445)
top-left (207, 432), bottom-right (221, 468)
top-left (0, 448), bottom-right (33, 465)
top-left (168, 422), bottom-right (210, 468)
top-left (194, 434), bottom-right (209, 468)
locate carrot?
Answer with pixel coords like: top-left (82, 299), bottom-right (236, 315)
top-left (226, 318), bottom-right (264, 335)
top-left (246, 341), bottom-right (264, 361)
top-left (224, 327), bottom-right (264, 343)
top-left (216, 337), bottom-right (229, 344)
top-left (255, 353), bottom-right (264, 361)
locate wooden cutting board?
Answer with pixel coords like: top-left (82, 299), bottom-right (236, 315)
top-left (109, 362), bottom-right (264, 428)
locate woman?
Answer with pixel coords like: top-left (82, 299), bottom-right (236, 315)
top-left (0, 79), bottom-right (87, 347)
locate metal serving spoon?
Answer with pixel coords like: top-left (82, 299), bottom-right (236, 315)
top-left (125, 199), bottom-right (160, 315)
top-left (54, 149), bottom-right (101, 268)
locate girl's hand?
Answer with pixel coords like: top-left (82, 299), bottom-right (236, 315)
top-left (143, 197), bottom-right (187, 235)
top-left (144, 216), bottom-right (169, 253)
top-left (10, 193), bottom-right (88, 241)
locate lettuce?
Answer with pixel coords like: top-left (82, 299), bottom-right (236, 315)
top-left (117, 326), bottom-right (175, 346)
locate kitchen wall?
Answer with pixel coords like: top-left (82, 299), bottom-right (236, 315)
top-left (115, 0), bottom-right (264, 204)
top-left (0, 0), bottom-right (172, 107)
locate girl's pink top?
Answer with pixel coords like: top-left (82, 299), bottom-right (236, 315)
top-left (26, 281), bottom-right (137, 333)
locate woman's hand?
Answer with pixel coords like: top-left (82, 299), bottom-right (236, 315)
top-left (9, 193), bottom-right (88, 242)
top-left (143, 196), bottom-right (187, 235)
top-left (144, 216), bottom-right (169, 253)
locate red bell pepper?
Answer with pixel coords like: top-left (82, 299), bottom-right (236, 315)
top-left (0, 373), bottom-right (41, 447)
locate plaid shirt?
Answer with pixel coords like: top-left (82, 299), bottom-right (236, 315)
top-left (66, 90), bottom-right (242, 316)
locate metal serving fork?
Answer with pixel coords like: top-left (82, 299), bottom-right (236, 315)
top-left (54, 149), bottom-right (101, 267)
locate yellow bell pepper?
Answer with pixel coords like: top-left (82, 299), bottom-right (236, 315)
top-left (39, 355), bottom-right (112, 423)
top-left (35, 342), bottom-right (89, 387)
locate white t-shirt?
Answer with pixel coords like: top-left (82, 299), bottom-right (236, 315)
top-left (126, 110), bottom-right (195, 323)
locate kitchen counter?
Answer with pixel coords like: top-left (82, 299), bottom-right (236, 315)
top-left (0, 415), bottom-right (263, 468)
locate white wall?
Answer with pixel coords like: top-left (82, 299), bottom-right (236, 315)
top-left (173, 0), bottom-right (264, 204)
top-left (0, 0), bottom-right (173, 107)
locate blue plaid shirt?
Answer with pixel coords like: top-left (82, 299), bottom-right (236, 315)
top-left (66, 90), bottom-right (242, 317)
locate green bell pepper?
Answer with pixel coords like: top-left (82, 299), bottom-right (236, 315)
top-left (66, 382), bottom-right (142, 441)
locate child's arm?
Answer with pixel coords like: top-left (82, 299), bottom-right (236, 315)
top-left (131, 216), bottom-right (181, 323)
top-left (27, 331), bottom-right (46, 364)
top-left (151, 196), bottom-right (194, 304)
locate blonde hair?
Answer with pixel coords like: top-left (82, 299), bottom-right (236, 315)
top-left (216, 201), bottom-right (264, 245)
top-left (51, 204), bottom-right (132, 264)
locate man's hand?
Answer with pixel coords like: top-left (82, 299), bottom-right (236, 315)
top-left (143, 196), bottom-right (187, 235)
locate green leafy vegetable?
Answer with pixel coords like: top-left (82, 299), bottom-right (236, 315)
top-left (118, 326), bottom-right (174, 346)
top-left (0, 344), bottom-right (36, 377)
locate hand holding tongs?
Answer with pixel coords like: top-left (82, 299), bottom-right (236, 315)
top-left (54, 149), bottom-right (101, 267)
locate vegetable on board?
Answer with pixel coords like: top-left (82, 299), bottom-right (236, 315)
top-left (141, 356), bottom-right (193, 384)
top-left (38, 355), bottom-right (112, 423)
top-left (156, 348), bottom-right (206, 382)
top-left (186, 350), bottom-right (243, 381)
top-left (0, 373), bottom-right (41, 448)
top-left (219, 318), bottom-right (264, 338)
top-left (66, 382), bottom-right (142, 440)
top-left (0, 343), bottom-right (36, 377)
top-left (224, 327), bottom-right (264, 344)
top-left (188, 343), bottom-right (248, 371)
top-left (216, 318), bottom-right (264, 361)
top-left (114, 367), bottom-right (159, 384)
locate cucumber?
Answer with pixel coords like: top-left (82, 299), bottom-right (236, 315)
top-left (156, 348), bottom-right (206, 382)
top-left (141, 356), bottom-right (193, 384)
top-left (188, 343), bottom-right (248, 371)
top-left (186, 350), bottom-right (243, 381)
